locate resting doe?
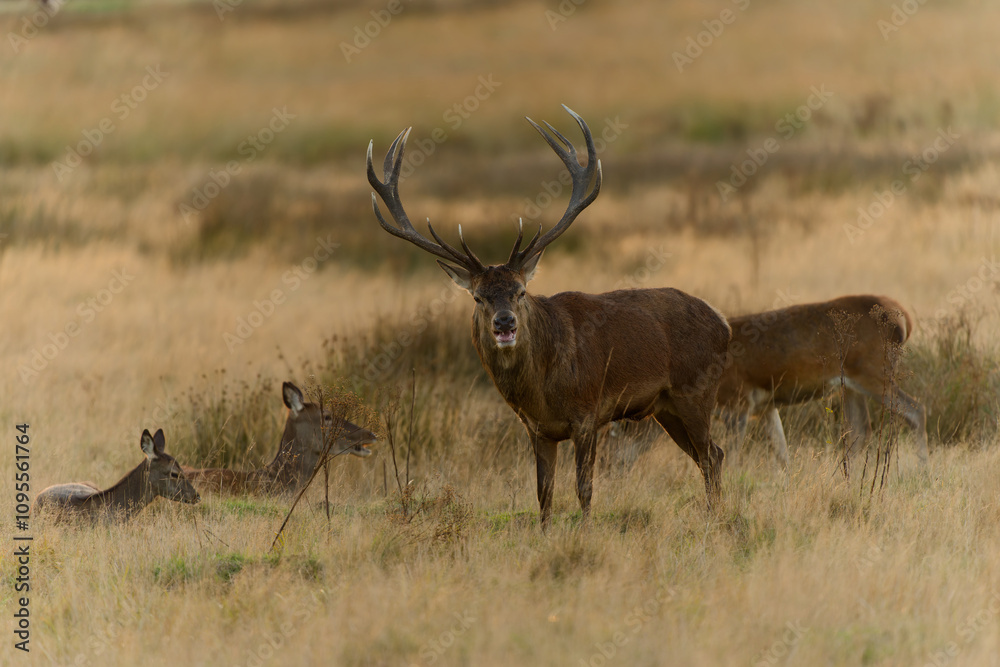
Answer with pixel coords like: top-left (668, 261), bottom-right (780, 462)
top-left (34, 429), bottom-right (200, 522)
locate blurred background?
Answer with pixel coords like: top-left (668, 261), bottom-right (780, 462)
top-left (3, 0), bottom-right (999, 493)
top-left (5, 2), bottom-right (1000, 665)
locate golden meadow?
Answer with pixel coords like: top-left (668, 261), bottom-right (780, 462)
top-left (2, 0), bottom-right (1000, 664)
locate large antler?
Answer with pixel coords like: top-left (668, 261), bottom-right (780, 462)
top-left (506, 105), bottom-right (603, 271)
top-left (367, 129), bottom-right (486, 275)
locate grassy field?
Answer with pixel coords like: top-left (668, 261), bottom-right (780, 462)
top-left (3, 0), bottom-right (1000, 665)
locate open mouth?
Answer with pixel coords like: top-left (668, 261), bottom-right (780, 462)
top-left (346, 440), bottom-right (375, 458)
top-left (494, 329), bottom-right (517, 347)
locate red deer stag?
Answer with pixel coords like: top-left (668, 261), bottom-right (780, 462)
top-left (34, 429), bottom-right (200, 522)
top-left (367, 106), bottom-right (732, 526)
top-left (184, 382), bottom-right (376, 495)
top-left (717, 295), bottom-right (928, 466)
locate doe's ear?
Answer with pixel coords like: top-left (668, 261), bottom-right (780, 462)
top-left (140, 429), bottom-right (158, 460)
top-left (152, 429), bottom-right (166, 456)
top-left (283, 382), bottom-right (305, 414)
top-left (521, 251), bottom-right (543, 284)
top-left (437, 260), bottom-right (473, 292)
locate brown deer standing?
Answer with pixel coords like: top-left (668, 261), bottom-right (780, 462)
top-left (367, 106), bottom-right (732, 526)
top-left (33, 429), bottom-right (200, 522)
top-left (183, 382), bottom-right (376, 495)
top-left (717, 295), bottom-right (928, 466)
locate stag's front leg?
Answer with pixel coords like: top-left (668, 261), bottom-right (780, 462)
top-left (572, 428), bottom-right (599, 519)
top-left (531, 433), bottom-right (559, 529)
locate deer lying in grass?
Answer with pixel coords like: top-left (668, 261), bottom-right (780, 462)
top-left (183, 382), bottom-right (376, 495)
top-left (33, 429), bottom-right (200, 522)
top-left (717, 295), bottom-right (928, 466)
top-left (368, 106), bottom-right (732, 526)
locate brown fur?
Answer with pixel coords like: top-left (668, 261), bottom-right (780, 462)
top-left (368, 108), bottom-right (731, 526)
top-left (34, 429), bottom-right (199, 522)
top-left (466, 268), bottom-right (732, 525)
top-left (717, 295), bottom-right (927, 464)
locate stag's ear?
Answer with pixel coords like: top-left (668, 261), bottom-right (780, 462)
top-left (140, 429), bottom-right (159, 460)
top-left (437, 260), bottom-right (473, 292)
top-left (283, 382), bottom-right (305, 414)
top-left (521, 251), bottom-right (543, 284)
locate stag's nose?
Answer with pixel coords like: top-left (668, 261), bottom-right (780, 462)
top-left (493, 310), bottom-right (517, 332)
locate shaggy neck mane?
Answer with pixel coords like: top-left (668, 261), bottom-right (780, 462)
top-left (473, 295), bottom-right (566, 407)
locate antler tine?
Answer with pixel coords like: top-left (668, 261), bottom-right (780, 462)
top-left (367, 129), bottom-right (485, 273)
top-left (508, 106), bottom-right (602, 271)
top-left (518, 223), bottom-right (543, 259)
top-left (383, 128), bottom-right (408, 185)
top-left (542, 121), bottom-right (576, 157)
top-left (457, 225), bottom-right (487, 271)
top-left (427, 220), bottom-right (486, 271)
top-left (506, 219), bottom-right (525, 264)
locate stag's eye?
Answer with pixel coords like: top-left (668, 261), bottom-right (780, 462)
top-left (473, 296), bottom-right (483, 305)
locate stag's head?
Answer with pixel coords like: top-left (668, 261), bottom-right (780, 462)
top-left (367, 106), bottom-right (602, 352)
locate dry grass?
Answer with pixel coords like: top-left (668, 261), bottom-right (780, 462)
top-left (3, 0), bottom-right (1000, 665)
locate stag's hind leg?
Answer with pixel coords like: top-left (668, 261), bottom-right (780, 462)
top-left (890, 387), bottom-right (928, 463)
top-left (846, 375), bottom-right (928, 464)
top-left (654, 407), bottom-right (724, 505)
top-left (761, 406), bottom-right (790, 468)
top-left (843, 390), bottom-right (872, 458)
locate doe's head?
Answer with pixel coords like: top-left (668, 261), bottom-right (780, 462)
top-left (140, 428), bottom-right (200, 504)
top-left (282, 382), bottom-right (376, 459)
